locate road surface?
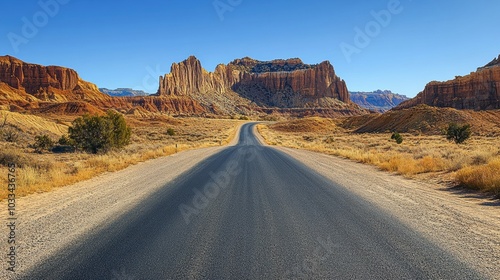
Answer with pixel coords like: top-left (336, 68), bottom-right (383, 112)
top-left (24, 123), bottom-right (483, 279)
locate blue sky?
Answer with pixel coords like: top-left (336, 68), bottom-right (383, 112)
top-left (1, 0), bottom-right (499, 97)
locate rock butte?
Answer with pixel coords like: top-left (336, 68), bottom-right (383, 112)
top-left (158, 56), bottom-right (353, 109)
top-left (397, 55), bottom-right (500, 110)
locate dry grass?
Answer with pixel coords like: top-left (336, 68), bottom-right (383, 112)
top-left (0, 116), bottom-right (243, 200)
top-left (456, 159), bottom-right (500, 195)
top-left (258, 118), bottom-right (500, 195)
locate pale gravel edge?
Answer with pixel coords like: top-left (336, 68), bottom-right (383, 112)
top-left (3, 123), bottom-right (497, 278)
top-left (271, 146), bottom-right (500, 279)
top-left (256, 124), bottom-right (499, 278)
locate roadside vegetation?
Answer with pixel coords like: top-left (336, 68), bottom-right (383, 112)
top-left (0, 110), bottom-right (242, 200)
top-left (258, 117), bottom-right (500, 196)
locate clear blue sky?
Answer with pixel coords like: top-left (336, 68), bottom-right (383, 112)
top-left (1, 0), bottom-right (499, 97)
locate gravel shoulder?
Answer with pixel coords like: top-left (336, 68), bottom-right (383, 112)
top-left (275, 146), bottom-right (500, 279)
top-left (0, 124), bottom-right (245, 279)
top-left (2, 123), bottom-right (498, 278)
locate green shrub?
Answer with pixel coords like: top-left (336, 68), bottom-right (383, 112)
top-left (446, 123), bottom-right (471, 144)
top-left (32, 134), bottom-right (54, 153)
top-left (58, 135), bottom-right (73, 146)
top-left (391, 132), bottom-right (403, 144)
top-left (68, 111), bottom-right (131, 154)
top-left (166, 128), bottom-right (176, 136)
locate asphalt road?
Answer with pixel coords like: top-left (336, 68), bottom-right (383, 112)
top-left (25, 123), bottom-right (484, 279)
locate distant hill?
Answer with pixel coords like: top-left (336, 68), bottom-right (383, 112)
top-left (350, 90), bottom-right (409, 112)
top-left (340, 104), bottom-right (500, 135)
top-left (100, 88), bottom-right (150, 97)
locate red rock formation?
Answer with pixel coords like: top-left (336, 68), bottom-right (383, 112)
top-left (158, 56), bottom-right (355, 111)
top-left (0, 55), bottom-right (111, 103)
top-left (0, 56), bottom-right (208, 115)
top-left (0, 55), bottom-right (362, 116)
top-left (397, 58), bottom-right (500, 110)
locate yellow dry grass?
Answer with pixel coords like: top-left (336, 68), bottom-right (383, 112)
top-left (456, 159), bottom-right (500, 195)
top-left (258, 119), bottom-right (500, 195)
top-left (0, 117), bottom-right (243, 200)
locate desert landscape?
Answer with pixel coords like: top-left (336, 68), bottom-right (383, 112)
top-left (1, 54), bottom-right (499, 200)
top-left (1, 1), bottom-right (500, 279)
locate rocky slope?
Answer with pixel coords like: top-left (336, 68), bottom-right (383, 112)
top-left (342, 104), bottom-right (500, 135)
top-left (482, 54), bottom-right (500, 68)
top-left (397, 56), bottom-right (500, 110)
top-left (350, 90), bottom-right (409, 112)
top-left (158, 56), bottom-right (364, 115)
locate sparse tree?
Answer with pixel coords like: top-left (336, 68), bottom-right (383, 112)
top-left (32, 134), bottom-right (54, 153)
top-left (391, 132), bottom-right (403, 144)
top-left (446, 123), bottom-right (471, 144)
top-left (68, 111), bottom-right (131, 154)
top-left (106, 110), bottom-right (131, 148)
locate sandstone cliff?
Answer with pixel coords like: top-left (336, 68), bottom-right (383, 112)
top-left (0, 55), bottom-right (364, 116)
top-left (0, 55), bottom-right (111, 103)
top-left (157, 56), bottom-right (362, 115)
top-left (397, 56), bottom-right (500, 110)
top-left (0, 56), bottom-right (207, 115)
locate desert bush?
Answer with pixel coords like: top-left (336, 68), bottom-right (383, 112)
top-left (107, 110), bottom-right (131, 148)
top-left (446, 123), bottom-right (471, 144)
top-left (1, 127), bottom-right (19, 143)
top-left (166, 128), bottom-right (176, 136)
top-left (58, 135), bottom-right (73, 146)
top-left (0, 149), bottom-right (53, 171)
top-left (32, 134), bottom-right (54, 153)
top-left (391, 132), bottom-right (403, 144)
top-left (69, 111), bottom-right (131, 154)
top-left (239, 116), bottom-right (249, 120)
top-left (53, 135), bottom-right (76, 153)
top-left (0, 150), bottom-right (25, 167)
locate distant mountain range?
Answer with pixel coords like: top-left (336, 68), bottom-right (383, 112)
top-left (99, 88), bottom-right (150, 97)
top-left (350, 90), bottom-right (409, 112)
